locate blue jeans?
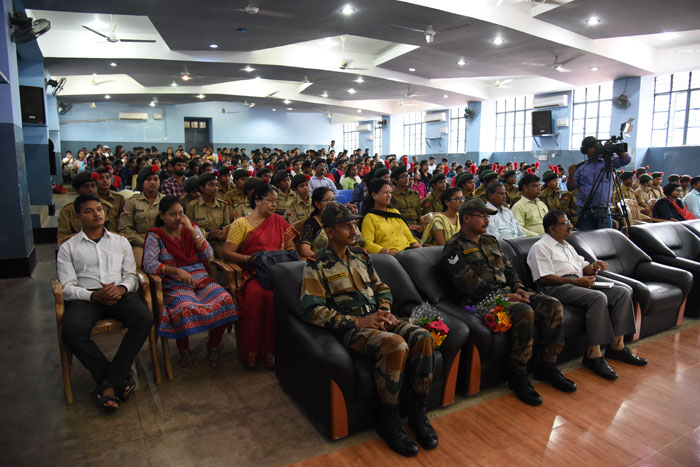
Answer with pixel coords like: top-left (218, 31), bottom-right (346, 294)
top-left (577, 207), bottom-right (612, 231)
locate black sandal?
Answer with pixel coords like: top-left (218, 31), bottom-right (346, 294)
top-left (117, 376), bottom-right (136, 402)
top-left (92, 383), bottom-right (120, 412)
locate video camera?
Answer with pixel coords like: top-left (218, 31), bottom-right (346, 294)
top-left (593, 120), bottom-right (633, 156)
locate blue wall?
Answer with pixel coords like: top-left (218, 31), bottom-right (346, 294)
top-left (425, 109), bottom-right (448, 154)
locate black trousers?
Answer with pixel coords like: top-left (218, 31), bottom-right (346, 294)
top-left (62, 292), bottom-right (153, 386)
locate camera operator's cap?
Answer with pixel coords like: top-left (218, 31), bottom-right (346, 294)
top-left (391, 165), bottom-right (407, 179)
top-left (542, 171), bottom-right (559, 183)
top-left (459, 198), bottom-right (497, 216)
top-left (272, 169), bottom-right (289, 184)
top-left (681, 175), bottom-right (691, 182)
top-left (480, 171), bottom-right (498, 183)
top-left (290, 173), bottom-right (308, 189)
top-left (321, 202), bottom-right (361, 227)
top-left (518, 173), bottom-right (540, 191)
top-left (183, 176), bottom-right (199, 193)
top-left (430, 172), bottom-right (446, 185)
top-left (502, 169), bottom-right (516, 179)
top-left (232, 169), bottom-right (250, 180)
top-left (620, 171), bottom-right (634, 181)
top-left (639, 174), bottom-right (653, 183)
top-left (652, 171), bottom-right (663, 178)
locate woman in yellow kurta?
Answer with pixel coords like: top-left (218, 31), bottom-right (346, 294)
top-left (420, 188), bottom-right (462, 246)
top-left (360, 179), bottom-right (421, 255)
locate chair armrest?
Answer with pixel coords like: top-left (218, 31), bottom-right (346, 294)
top-left (147, 274), bottom-right (164, 316)
top-left (599, 270), bottom-right (651, 315)
top-left (52, 279), bottom-right (64, 323)
top-left (210, 259), bottom-right (243, 293)
top-left (136, 271), bottom-right (153, 314)
top-left (436, 312), bottom-right (470, 377)
top-left (636, 261), bottom-right (693, 295)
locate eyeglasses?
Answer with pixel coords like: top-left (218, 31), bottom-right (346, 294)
top-left (556, 220), bottom-right (572, 226)
top-left (321, 197), bottom-right (336, 203)
top-left (450, 197), bottom-right (466, 202)
top-left (465, 212), bottom-right (488, 219)
top-left (262, 197), bottom-right (278, 204)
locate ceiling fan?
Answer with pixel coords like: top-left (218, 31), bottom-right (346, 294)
top-left (389, 22), bottom-right (470, 44)
top-left (338, 36), bottom-right (369, 71)
top-left (233, 1), bottom-right (294, 18)
top-left (405, 86), bottom-right (423, 97)
top-left (397, 99), bottom-right (419, 107)
top-left (476, 78), bottom-right (513, 88)
top-left (522, 55), bottom-right (574, 72)
top-left (82, 15), bottom-right (156, 43)
top-left (91, 75), bottom-right (114, 86)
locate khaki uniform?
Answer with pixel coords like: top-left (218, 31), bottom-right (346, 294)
top-left (441, 232), bottom-right (564, 372)
top-left (505, 184), bottom-right (520, 208)
top-left (635, 186), bottom-right (655, 215)
top-left (650, 185), bottom-right (664, 200)
top-left (421, 190), bottom-right (443, 215)
top-left (180, 193), bottom-right (199, 213)
top-left (223, 186), bottom-right (246, 207)
top-left (186, 197), bottom-right (231, 258)
top-left (613, 184), bottom-right (637, 204)
top-left (681, 186), bottom-right (691, 198)
top-left (474, 185), bottom-right (488, 203)
top-left (216, 182), bottom-right (232, 200)
top-left (118, 192), bottom-right (165, 247)
top-left (300, 246), bottom-right (434, 405)
top-left (286, 192), bottom-right (313, 224)
top-left (57, 200), bottom-right (118, 240)
top-left (231, 200), bottom-right (253, 220)
top-left (631, 180), bottom-right (641, 190)
top-left (276, 190), bottom-right (294, 217)
top-left (392, 188), bottom-right (422, 225)
top-left (99, 190), bottom-right (125, 228)
top-left (560, 190), bottom-right (578, 225)
top-left (538, 187), bottom-right (561, 211)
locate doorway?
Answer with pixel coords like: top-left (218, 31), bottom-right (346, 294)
top-left (184, 117), bottom-right (212, 154)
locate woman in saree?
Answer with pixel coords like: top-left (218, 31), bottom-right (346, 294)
top-left (420, 188), bottom-right (462, 246)
top-left (223, 183), bottom-right (295, 368)
top-left (653, 183), bottom-right (696, 221)
top-left (298, 187), bottom-right (335, 259)
top-left (142, 195), bottom-right (237, 368)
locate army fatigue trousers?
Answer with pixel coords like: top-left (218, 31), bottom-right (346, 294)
top-left (343, 320), bottom-right (434, 406)
top-left (508, 294), bottom-right (565, 372)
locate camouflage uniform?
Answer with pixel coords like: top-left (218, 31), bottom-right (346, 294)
top-left (505, 183), bottom-right (520, 208)
top-left (560, 189), bottom-right (578, 225)
top-left (300, 246), bottom-right (434, 405)
top-left (441, 232), bottom-right (564, 372)
top-left (421, 190), bottom-right (443, 215)
top-left (538, 186), bottom-right (562, 211)
top-left (392, 188), bottom-right (422, 226)
top-left (474, 185), bottom-right (488, 203)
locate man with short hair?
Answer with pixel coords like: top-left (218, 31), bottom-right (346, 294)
top-left (442, 199), bottom-right (575, 406)
top-left (57, 194), bottom-right (152, 412)
top-left (161, 157), bottom-right (187, 197)
top-left (511, 174), bottom-right (549, 237)
top-left (683, 176), bottom-right (700, 218)
top-left (427, 156), bottom-right (437, 174)
top-left (300, 203), bottom-right (437, 457)
top-left (309, 159), bottom-right (338, 195)
top-left (58, 172), bottom-right (118, 240)
top-left (527, 210), bottom-right (646, 380)
top-left (486, 184), bottom-right (526, 241)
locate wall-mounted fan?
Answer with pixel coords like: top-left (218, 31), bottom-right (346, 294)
top-left (58, 102), bottom-right (72, 115)
top-left (613, 79), bottom-right (632, 109)
top-left (46, 77), bottom-right (66, 96)
top-left (9, 11), bottom-right (50, 44)
top-left (464, 109), bottom-right (477, 120)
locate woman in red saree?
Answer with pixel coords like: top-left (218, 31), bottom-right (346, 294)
top-left (223, 183), bottom-right (296, 368)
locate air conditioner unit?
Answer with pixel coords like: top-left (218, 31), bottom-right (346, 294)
top-left (119, 112), bottom-right (148, 121)
top-left (424, 112), bottom-right (447, 123)
top-left (358, 124), bottom-right (372, 132)
top-left (439, 126), bottom-right (448, 134)
top-left (533, 94), bottom-right (569, 109)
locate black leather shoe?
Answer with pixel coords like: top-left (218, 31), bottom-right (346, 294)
top-left (582, 356), bottom-right (618, 380)
top-left (606, 346), bottom-right (648, 366)
top-left (408, 395), bottom-right (438, 450)
top-left (377, 404), bottom-right (418, 457)
top-left (533, 362), bottom-right (577, 393)
top-left (507, 372), bottom-right (542, 406)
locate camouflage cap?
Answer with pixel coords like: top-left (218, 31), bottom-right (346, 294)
top-left (459, 197), bottom-right (497, 216)
top-left (321, 202), bottom-right (361, 227)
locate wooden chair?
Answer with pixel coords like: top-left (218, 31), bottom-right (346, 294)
top-left (53, 270), bottom-right (161, 404)
top-left (421, 212), bottom-right (435, 231)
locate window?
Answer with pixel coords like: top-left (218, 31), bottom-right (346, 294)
top-left (374, 122), bottom-right (383, 156)
top-left (449, 106), bottom-right (467, 153)
top-left (651, 70), bottom-right (700, 147)
top-left (495, 96), bottom-right (532, 152)
top-left (571, 82), bottom-right (613, 148)
top-left (403, 112), bottom-right (426, 156)
top-left (343, 122), bottom-right (359, 152)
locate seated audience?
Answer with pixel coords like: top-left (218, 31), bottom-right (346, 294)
top-left (58, 172), bottom-right (118, 240)
top-left (682, 176), bottom-right (700, 218)
top-left (420, 188), bottom-right (462, 246)
top-left (391, 166), bottom-right (423, 234)
top-left (271, 170), bottom-right (294, 216)
top-left (635, 174), bottom-right (655, 216)
top-left (185, 172), bottom-right (231, 258)
top-left (180, 176), bottom-right (200, 212)
top-left (653, 183), bottom-right (697, 221)
top-left (538, 171), bottom-right (562, 211)
top-left (286, 174), bottom-right (313, 223)
top-left (57, 194), bottom-right (152, 412)
top-left (143, 196), bottom-right (237, 368)
top-left (300, 203), bottom-right (437, 457)
top-left (340, 163), bottom-right (361, 190)
top-left (223, 169), bottom-right (249, 207)
top-left (680, 175), bottom-right (692, 197)
top-left (361, 179), bottom-right (421, 254)
top-left (527, 210), bottom-right (647, 380)
top-left (511, 174), bottom-right (548, 237)
top-left (299, 187), bottom-right (335, 259)
top-left (486, 183), bottom-right (526, 241)
top-left (308, 159), bottom-right (338, 195)
top-left (421, 173), bottom-right (447, 215)
top-left (161, 157), bottom-right (187, 197)
top-left (231, 177), bottom-right (263, 221)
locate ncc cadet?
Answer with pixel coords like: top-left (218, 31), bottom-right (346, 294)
top-left (223, 169), bottom-right (249, 207)
top-left (390, 166), bottom-right (423, 234)
top-left (631, 167), bottom-right (646, 190)
top-left (58, 171), bottom-right (118, 240)
top-left (454, 172), bottom-right (476, 199)
top-left (231, 177), bottom-right (262, 220)
top-left (680, 175), bottom-right (692, 197)
top-left (613, 171), bottom-right (637, 203)
top-left (300, 203), bottom-right (437, 457)
top-left (502, 169), bottom-right (521, 207)
top-left (474, 171), bottom-right (499, 203)
top-left (650, 172), bottom-right (664, 199)
top-left (272, 170), bottom-right (294, 216)
top-left (634, 174), bottom-right (655, 216)
top-left (180, 176), bottom-right (200, 213)
top-left (539, 171), bottom-right (562, 211)
top-left (185, 172), bottom-right (231, 258)
top-left (94, 167), bottom-right (125, 218)
top-left (421, 172), bottom-right (447, 215)
top-left (118, 165), bottom-right (165, 266)
top-left (286, 174), bottom-right (313, 224)
top-left (216, 167), bottom-right (232, 198)
top-left (441, 198), bottom-right (575, 406)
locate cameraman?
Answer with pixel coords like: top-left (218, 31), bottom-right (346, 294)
top-left (567, 136), bottom-right (631, 230)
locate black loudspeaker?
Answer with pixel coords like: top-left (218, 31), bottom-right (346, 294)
top-left (19, 85), bottom-right (46, 124)
top-left (532, 110), bottom-right (552, 136)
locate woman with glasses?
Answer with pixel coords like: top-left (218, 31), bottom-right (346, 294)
top-left (652, 183), bottom-right (696, 221)
top-left (299, 188), bottom-right (335, 259)
top-left (223, 183), bottom-right (295, 368)
top-left (421, 188), bottom-right (462, 246)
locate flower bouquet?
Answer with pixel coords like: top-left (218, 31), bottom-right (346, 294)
top-left (465, 290), bottom-right (512, 333)
top-left (410, 302), bottom-right (450, 348)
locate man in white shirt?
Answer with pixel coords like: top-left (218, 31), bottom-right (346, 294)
top-left (682, 176), bottom-right (700, 218)
top-left (485, 183), bottom-right (526, 241)
top-left (427, 156), bottom-right (437, 175)
top-left (57, 194), bottom-right (153, 412)
top-left (308, 159), bottom-right (338, 195)
top-left (526, 209), bottom-right (646, 381)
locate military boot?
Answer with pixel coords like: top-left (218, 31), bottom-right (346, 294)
top-left (407, 394), bottom-right (438, 450)
top-left (376, 403), bottom-right (418, 457)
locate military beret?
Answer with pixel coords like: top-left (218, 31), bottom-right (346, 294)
top-left (668, 174), bottom-right (680, 183)
top-left (430, 172), bottom-right (446, 185)
top-left (197, 172), bottom-right (217, 186)
top-left (256, 167), bottom-right (271, 178)
top-left (639, 174), bottom-right (653, 183)
top-left (374, 168), bottom-right (390, 179)
top-left (391, 165), bottom-right (407, 179)
top-left (218, 166), bottom-right (231, 176)
top-left (455, 172), bottom-right (474, 186)
top-left (652, 171), bottom-right (663, 178)
top-left (518, 174), bottom-right (540, 191)
top-left (137, 165), bottom-right (160, 189)
top-left (243, 177), bottom-right (262, 193)
top-left (291, 173), bottom-right (308, 189)
top-left (183, 176), bottom-right (199, 193)
top-left (619, 171), bottom-right (634, 181)
top-left (321, 202), bottom-right (361, 228)
top-left (502, 170), bottom-right (516, 179)
top-left (71, 171), bottom-right (96, 189)
top-left (272, 169), bottom-right (290, 184)
top-left (681, 175), bottom-right (691, 182)
top-left (480, 171), bottom-right (498, 183)
top-left (542, 171), bottom-right (559, 183)
top-left (232, 169), bottom-right (250, 180)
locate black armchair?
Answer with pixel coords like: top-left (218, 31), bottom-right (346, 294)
top-left (271, 255), bottom-right (469, 440)
top-left (567, 229), bottom-right (692, 339)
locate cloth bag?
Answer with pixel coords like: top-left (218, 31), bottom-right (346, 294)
top-left (247, 250), bottom-right (300, 289)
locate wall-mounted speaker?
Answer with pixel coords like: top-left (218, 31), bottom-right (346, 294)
top-left (19, 85), bottom-right (46, 124)
top-left (532, 110), bottom-right (552, 136)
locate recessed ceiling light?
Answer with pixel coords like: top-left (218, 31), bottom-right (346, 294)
top-left (408, 67), bottom-right (416, 72)
top-left (660, 32), bottom-right (679, 40)
top-left (181, 74), bottom-right (191, 81)
top-left (283, 99), bottom-right (291, 104)
top-left (355, 76), bottom-right (364, 83)
top-left (104, 94), bottom-right (111, 99)
top-left (110, 62), bottom-right (117, 67)
top-left (348, 88), bottom-right (356, 94)
top-left (357, 109), bottom-right (362, 113)
top-left (286, 107), bottom-right (293, 111)
top-left (492, 37), bottom-right (505, 45)
top-left (586, 17), bottom-right (600, 25)
top-left (243, 65), bottom-right (255, 72)
top-left (170, 82), bottom-right (178, 87)
top-left (590, 66), bottom-right (599, 71)
top-left (456, 58), bottom-right (466, 66)
top-left (321, 91), bottom-right (328, 98)
top-left (209, 43), bottom-right (219, 48)
top-left (443, 94), bottom-right (448, 98)
top-left (196, 94), bottom-right (205, 99)
top-left (272, 108), bottom-right (277, 111)
top-left (341, 5), bottom-right (355, 15)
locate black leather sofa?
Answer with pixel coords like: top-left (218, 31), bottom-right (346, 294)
top-left (271, 254), bottom-right (469, 440)
top-left (629, 221), bottom-right (700, 317)
top-left (567, 229), bottom-right (692, 339)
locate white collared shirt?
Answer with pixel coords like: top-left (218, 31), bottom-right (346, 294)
top-left (526, 233), bottom-right (590, 282)
top-left (57, 229), bottom-right (139, 302)
top-left (683, 189), bottom-right (700, 218)
top-left (486, 201), bottom-right (526, 241)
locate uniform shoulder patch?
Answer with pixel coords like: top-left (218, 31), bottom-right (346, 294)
top-left (463, 247), bottom-right (479, 255)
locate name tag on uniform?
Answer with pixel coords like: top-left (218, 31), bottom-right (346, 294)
top-left (134, 208), bottom-right (144, 213)
top-left (328, 272), bottom-right (347, 281)
top-left (463, 248), bottom-right (479, 255)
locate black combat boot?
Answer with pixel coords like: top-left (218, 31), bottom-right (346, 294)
top-left (507, 363), bottom-right (542, 406)
top-left (376, 403), bottom-right (418, 457)
top-left (407, 394), bottom-right (438, 450)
